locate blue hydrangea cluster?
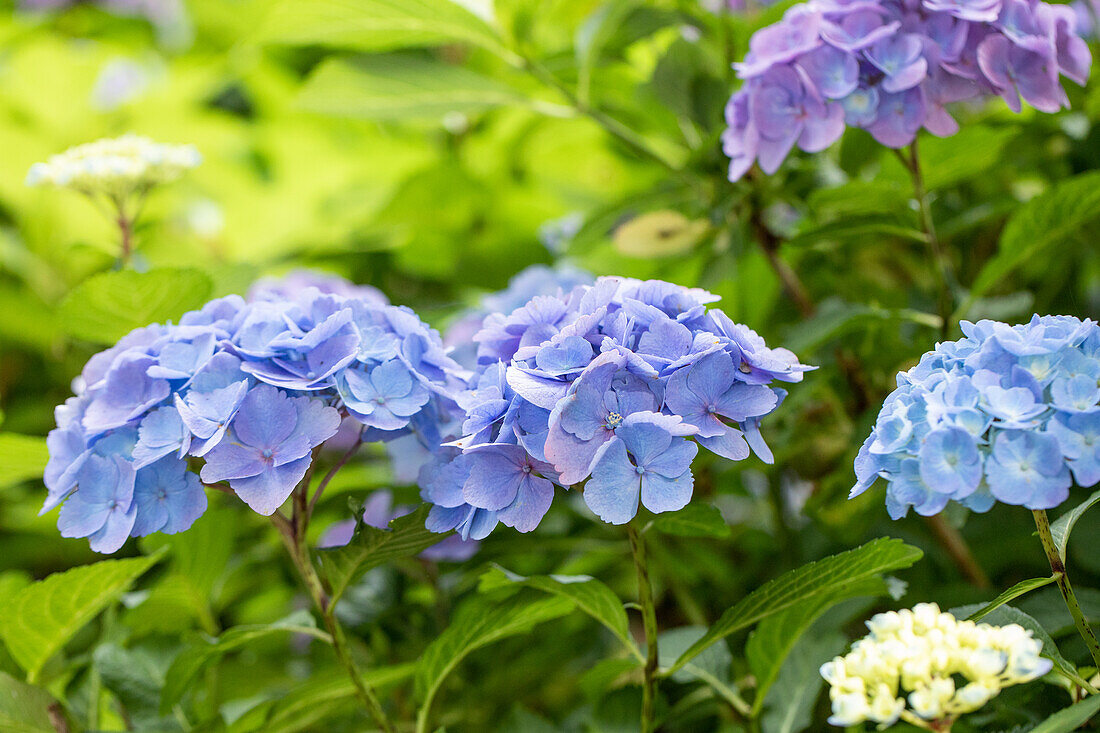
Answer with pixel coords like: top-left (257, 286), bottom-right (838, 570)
top-left (422, 277), bottom-right (813, 540)
top-left (852, 315), bottom-right (1100, 519)
top-left (723, 0), bottom-right (1091, 180)
top-left (43, 285), bottom-right (465, 553)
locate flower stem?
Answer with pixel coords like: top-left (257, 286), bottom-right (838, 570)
top-left (898, 141), bottom-right (957, 338)
top-left (1033, 509), bottom-right (1100, 670)
top-left (627, 522), bottom-right (660, 733)
top-left (273, 491), bottom-right (397, 733)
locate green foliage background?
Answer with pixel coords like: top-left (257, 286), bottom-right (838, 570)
top-left (0, 0), bottom-right (1099, 730)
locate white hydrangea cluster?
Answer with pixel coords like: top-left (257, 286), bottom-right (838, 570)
top-left (820, 603), bottom-right (1052, 729)
top-left (26, 134), bottom-right (200, 197)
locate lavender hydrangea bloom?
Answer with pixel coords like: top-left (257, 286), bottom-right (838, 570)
top-left (42, 276), bottom-right (465, 552)
top-left (723, 0), bottom-right (1090, 179)
top-left (425, 277), bottom-right (812, 536)
top-left (853, 315), bottom-right (1100, 518)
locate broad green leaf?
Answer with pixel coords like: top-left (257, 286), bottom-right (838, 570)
top-left (657, 626), bottom-right (743, 711)
top-left (415, 592), bottom-right (573, 728)
top-left (480, 565), bottom-right (638, 657)
top-left (785, 215), bottom-right (928, 249)
top-left (161, 610), bottom-right (329, 712)
top-left (0, 672), bottom-right (58, 733)
top-left (1051, 490), bottom-right (1100, 564)
top-left (911, 125), bottom-right (1016, 191)
top-left (1029, 695), bottom-right (1100, 733)
top-left (257, 0), bottom-right (511, 57)
top-left (318, 503), bottom-right (445, 605)
top-left (951, 603), bottom-right (1075, 679)
top-left (0, 552), bottom-right (163, 683)
top-left (760, 631), bottom-right (846, 733)
top-left (668, 539), bottom-right (923, 674)
top-left (228, 665), bottom-right (414, 733)
top-left (0, 434), bottom-right (48, 490)
top-left (58, 267), bottom-right (213, 344)
top-left (612, 211), bottom-right (709, 258)
top-left (968, 171), bottom-right (1100, 302)
top-left (575, 0), bottom-right (640, 104)
top-left (298, 56), bottom-right (527, 121)
top-left (783, 298), bottom-right (940, 354)
top-left (747, 577), bottom-right (885, 715)
top-left (93, 644), bottom-right (174, 730)
top-left (965, 576), bottom-right (1058, 622)
top-left (651, 503), bottom-right (731, 539)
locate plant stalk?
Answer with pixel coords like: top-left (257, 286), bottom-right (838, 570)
top-left (1033, 509), bottom-right (1100, 670)
top-left (627, 522), bottom-right (660, 733)
top-left (899, 141), bottom-right (957, 338)
top-left (273, 488), bottom-right (397, 733)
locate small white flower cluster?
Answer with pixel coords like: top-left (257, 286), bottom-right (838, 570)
top-left (820, 603), bottom-right (1052, 729)
top-left (26, 134), bottom-right (200, 197)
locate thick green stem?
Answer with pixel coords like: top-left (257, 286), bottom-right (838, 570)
top-left (900, 141), bottom-right (957, 338)
top-left (274, 502), bottom-right (396, 733)
top-left (627, 522), bottom-right (660, 733)
top-left (1033, 510), bottom-right (1100, 670)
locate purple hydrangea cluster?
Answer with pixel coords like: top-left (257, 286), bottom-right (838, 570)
top-left (852, 315), bottom-right (1100, 519)
top-left (422, 277), bottom-right (813, 540)
top-left (723, 0), bottom-right (1091, 180)
top-left (43, 285), bottom-right (465, 553)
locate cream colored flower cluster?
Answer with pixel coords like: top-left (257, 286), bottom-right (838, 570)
top-left (820, 603), bottom-right (1051, 729)
top-left (26, 134), bottom-right (200, 197)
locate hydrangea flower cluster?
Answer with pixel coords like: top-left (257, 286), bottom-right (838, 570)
top-left (722, 0), bottom-right (1091, 180)
top-left (43, 285), bottom-right (465, 553)
top-left (820, 603), bottom-right (1052, 728)
top-left (444, 264), bottom-right (594, 368)
top-left (423, 277), bottom-right (812, 540)
top-left (26, 134), bottom-right (201, 196)
top-left (852, 315), bottom-right (1100, 518)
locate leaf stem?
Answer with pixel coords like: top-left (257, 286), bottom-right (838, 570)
top-left (627, 522), bottom-right (660, 733)
top-left (273, 483), bottom-right (397, 733)
top-left (1033, 509), bottom-right (1100, 670)
top-left (897, 141), bottom-right (957, 337)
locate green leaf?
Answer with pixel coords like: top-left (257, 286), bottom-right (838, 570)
top-left (747, 577), bottom-right (885, 715)
top-left (298, 56), bottom-right (527, 121)
top-left (1029, 695), bottom-right (1100, 733)
top-left (668, 538), bottom-right (923, 674)
top-left (0, 434), bottom-right (48, 490)
top-left (58, 268), bottom-right (213, 344)
top-left (0, 672), bottom-right (58, 733)
top-left (965, 576), bottom-right (1058, 622)
top-left (257, 0), bottom-right (511, 58)
top-left (783, 298), bottom-right (940, 354)
top-left (950, 603), bottom-right (1075, 679)
top-left (651, 504), bottom-right (731, 539)
top-left (228, 665), bottom-right (415, 733)
top-left (612, 211), bottom-right (710, 258)
top-left (1051, 490), bottom-right (1100, 564)
top-left (968, 171), bottom-right (1100, 302)
top-left (161, 610), bottom-right (329, 712)
top-left (0, 552), bottom-right (163, 683)
top-left (657, 626), bottom-right (743, 710)
top-left (911, 125), bottom-right (1016, 191)
top-left (785, 215), bottom-right (928, 249)
top-left (318, 503), bottom-right (445, 605)
top-left (760, 631), bottom-right (847, 733)
top-left (415, 592), bottom-right (574, 729)
top-left (480, 565), bottom-right (638, 657)
top-left (575, 0), bottom-right (640, 104)
top-left (93, 644), bottom-right (173, 730)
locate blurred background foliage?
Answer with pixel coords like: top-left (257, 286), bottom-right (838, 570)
top-left (0, 0), bottom-right (1099, 731)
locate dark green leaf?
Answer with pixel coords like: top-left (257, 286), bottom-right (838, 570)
top-left (318, 503), bottom-right (445, 605)
top-left (1051, 490), bottom-right (1100, 564)
top-left (1028, 695), bottom-right (1100, 733)
top-left (161, 610), bottom-right (327, 712)
top-left (480, 565), bottom-right (638, 656)
top-left (966, 576), bottom-right (1058, 622)
top-left (668, 539), bottom-right (922, 674)
top-left (650, 504), bottom-right (731, 539)
top-left (783, 298), bottom-right (940, 355)
top-left (760, 632), bottom-right (846, 733)
top-left (968, 171), bottom-right (1100, 302)
top-left (0, 552), bottom-right (163, 682)
top-left (58, 268), bottom-right (213, 344)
